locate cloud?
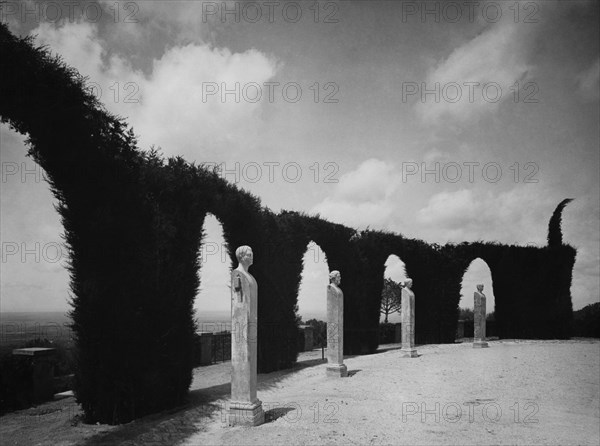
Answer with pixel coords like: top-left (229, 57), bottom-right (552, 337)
top-left (415, 187), bottom-right (555, 244)
top-left (576, 58), bottom-right (600, 102)
top-left (33, 21), bottom-right (279, 161)
top-left (311, 159), bottom-right (402, 229)
top-left (1, 20), bottom-right (278, 312)
top-left (416, 20), bottom-right (532, 123)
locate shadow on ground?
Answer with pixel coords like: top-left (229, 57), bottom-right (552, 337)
top-left (81, 357), bottom-right (327, 445)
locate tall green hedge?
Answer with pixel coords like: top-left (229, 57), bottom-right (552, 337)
top-left (1, 22), bottom-right (577, 424)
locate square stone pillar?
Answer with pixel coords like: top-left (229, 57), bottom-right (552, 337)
top-left (400, 284), bottom-right (418, 358)
top-left (228, 247), bottom-right (264, 427)
top-left (473, 291), bottom-right (489, 348)
top-left (12, 347), bottom-right (56, 402)
top-left (326, 276), bottom-right (347, 377)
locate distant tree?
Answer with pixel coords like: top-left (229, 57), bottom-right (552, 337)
top-left (572, 303), bottom-right (600, 338)
top-left (381, 278), bottom-right (402, 323)
top-left (305, 319), bottom-right (327, 347)
top-left (458, 307), bottom-right (474, 321)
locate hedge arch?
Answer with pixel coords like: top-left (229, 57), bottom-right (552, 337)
top-left (296, 241), bottom-right (330, 319)
top-left (0, 24), bottom-right (577, 424)
top-left (195, 214), bottom-right (231, 322)
top-left (458, 257), bottom-right (495, 312)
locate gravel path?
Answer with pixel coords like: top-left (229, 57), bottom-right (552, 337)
top-left (1, 339), bottom-right (598, 445)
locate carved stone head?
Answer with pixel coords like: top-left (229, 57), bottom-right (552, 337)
top-left (235, 245), bottom-right (253, 268)
top-left (403, 279), bottom-right (413, 289)
top-left (477, 284), bottom-right (484, 292)
top-left (329, 270), bottom-right (341, 285)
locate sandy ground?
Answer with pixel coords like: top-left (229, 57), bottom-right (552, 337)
top-left (1, 339), bottom-right (598, 446)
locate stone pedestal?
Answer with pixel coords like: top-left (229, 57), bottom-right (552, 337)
top-left (227, 400), bottom-right (264, 426)
top-left (326, 363), bottom-right (348, 377)
top-left (326, 278), bottom-right (347, 377)
top-left (229, 255), bottom-right (264, 427)
top-left (473, 291), bottom-right (489, 348)
top-left (400, 285), bottom-right (418, 358)
top-left (12, 347), bottom-right (56, 402)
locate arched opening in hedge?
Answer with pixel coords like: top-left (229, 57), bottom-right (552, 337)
top-left (381, 254), bottom-right (408, 324)
top-left (297, 241), bottom-right (330, 352)
top-left (195, 213), bottom-right (231, 335)
top-left (457, 258), bottom-right (495, 339)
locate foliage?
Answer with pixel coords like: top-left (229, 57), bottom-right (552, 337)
top-left (378, 323), bottom-right (397, 344)
top-left (0, 22), bottom-right (578, 424)
top-left (572, 303), bottom-right (600, 338)
top-left (380, 278), bottom-right (402, 323)
top-left (0, 23), bottom-right (201, 424)
top-left (458, 307), bottom-right (474, 321)
top-left (548, 198), bottom-right (574, 247)
top-left (305, 319), bottom-right (327, 347)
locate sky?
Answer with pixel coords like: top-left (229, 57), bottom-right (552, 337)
top-left (1, 0), bottom-right (598, 319)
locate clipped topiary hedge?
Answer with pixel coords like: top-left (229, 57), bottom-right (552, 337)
top-left (1, 23), bottom-right (577, 424)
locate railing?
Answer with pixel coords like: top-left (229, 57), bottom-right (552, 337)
top-left (211, 331), bottom-right (231, 363)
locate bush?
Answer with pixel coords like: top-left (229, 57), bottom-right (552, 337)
top-left (572, 303), bottom-right (600, 338)
top-left (378, 323), bottom-right (396, 344)
top-left (305, 319), bottom-right (327, 348)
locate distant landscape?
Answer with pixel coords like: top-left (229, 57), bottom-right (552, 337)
top-left (0, 311), bottom-right (72, 347)
top-left (2, 305), bottom-right (596, 348)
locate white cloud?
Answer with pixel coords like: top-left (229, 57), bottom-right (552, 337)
top-left (416, 21), bottom-right (532, 123)
top-left (311, 158), bottom-right (402, 229)
top-left (1, 21), bottom-right (278, 312)
top-left (415, 187), bottom-right (554, 244)
top-left (33, 21), bottom-right (279, 162)
top-left (384, 255), bottom-right (408, 283)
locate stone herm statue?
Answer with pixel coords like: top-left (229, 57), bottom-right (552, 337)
top-left (228, 245), bottom-right (264, 426)
top-left (473, 284), bottom-right (489, 348)
top-left (400, 279), bottom-right (418, 358)
top-left (326, 270), bottom-right (348, 377)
